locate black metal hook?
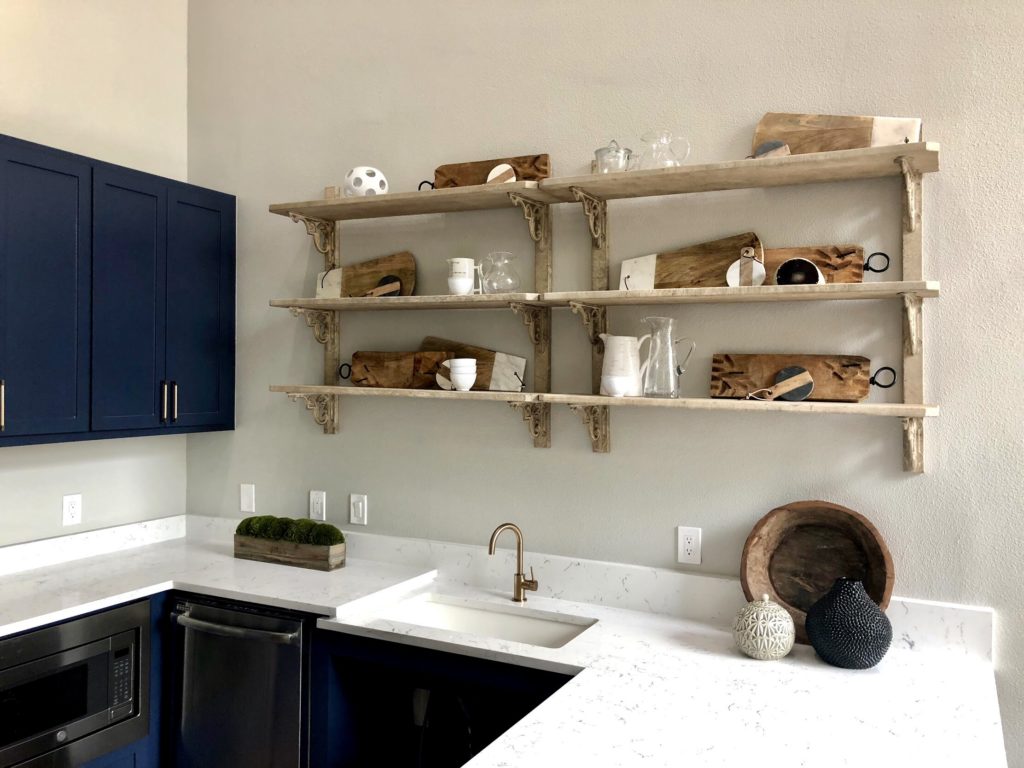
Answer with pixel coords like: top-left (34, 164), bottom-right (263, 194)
top-left (418, 180), bottom-right (435, 191)
top-left (864, 252), bottom-right (891, 273)
top-left (869, 366), bottom-right (897, 388)
top-left (338, 363), bottom-right (352, 380)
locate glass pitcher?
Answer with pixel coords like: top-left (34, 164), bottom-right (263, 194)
top-left (641, 316), bottom-right (696, 398)
top-left (482, 252), bottom-right (521, 294)
top-left (636, 129), bottom-right (691, 170)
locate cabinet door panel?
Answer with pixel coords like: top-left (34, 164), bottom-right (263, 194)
top-left (92, 166), bottom-right (166, 430)
top-left (166, 185), bottom-right (234, 428)
top-left (0, 141), bottom-right (91, 436)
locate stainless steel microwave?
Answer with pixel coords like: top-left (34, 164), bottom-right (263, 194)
top-left (0, 600), bottom-right (150, 767)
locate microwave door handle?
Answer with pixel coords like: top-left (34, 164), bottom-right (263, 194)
top-left (174, 613), bottom-right (300, 646)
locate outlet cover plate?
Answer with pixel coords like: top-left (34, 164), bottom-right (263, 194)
top-left (677, 526), bottom-right (701, 565)
top-left (62, 494), bottom-right (82, 527)
top-left (240, 484), bottom-right (256, 514)
top-left (309, 490), bottom-right (327, 521)
top-left (349, 494), bottom-right (368, 526)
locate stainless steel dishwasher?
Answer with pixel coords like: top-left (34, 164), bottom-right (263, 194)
top-left (170, 597), bottom-right (309, 768)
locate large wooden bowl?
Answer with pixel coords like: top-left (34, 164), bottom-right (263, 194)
top-left (741, 500), bottom-right (893, 643)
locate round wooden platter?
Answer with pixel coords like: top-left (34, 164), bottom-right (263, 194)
top-left (740, 500), bottom-right (894, 644)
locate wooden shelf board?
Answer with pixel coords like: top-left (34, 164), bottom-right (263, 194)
top-left (269, 181), bottom-right (555, 221)
top-left (540, 143), bottom-right (940, 202)
top-left (270, 385), bottom-right (536, 403)
top-left (539, 393), bottom-right (938, 418)
top-left (270, 293), bottom-right (542, 312)
top-left (543, 281), bottom-right (940, 306)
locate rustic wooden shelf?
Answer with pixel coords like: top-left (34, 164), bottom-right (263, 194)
top-left (270, 293), bottom-right (542, 312)
top-left (538, 393), bottom-right (937, 418)
top-left (540, 143), bottom-right (939, 202)
top-left (545, 281), bottom-right (939, 306)
top-left (269, 181), bottom-right (555, 221)
top-left (270, 384), bottom-right (535, 402)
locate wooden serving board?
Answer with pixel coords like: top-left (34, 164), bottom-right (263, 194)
top-left (619, 233), bottom-right (764, 290)
top-left (350, 351), bottom-right (451, 389)
top-left (740, 501), bottom-right (893, 643)
top-left (753, 112), bottom-right (922, 156)
top-left (710, 353), bottom-right (871, 402)
top-left (434, 154), bottom-right (550, 188)
top-left (420, 336), bottom-right (527, 392)
top-left (763, 245), bottom-right (864, 284)
top-left (340, 252), bottom-right (416, 297)
top-left (234, 535), bottom-right (346, 571)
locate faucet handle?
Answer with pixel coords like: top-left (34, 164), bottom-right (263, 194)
top-left (523, 566), bottom-right (538, 592)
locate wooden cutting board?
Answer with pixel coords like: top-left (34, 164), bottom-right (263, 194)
top-left (741, 500), bottom-right (894, 643)
top-left (340, 252), bottom-right (416, 297)
top-left (619, 233), bottom-right (765, 290)
top-left (752, 112), bottom-right (922, 156)
top-left (434, 154), bottom-right (551, 188)
top-left (710, 353), bottom-right (871, 402)
top-left (420, 337), bottom-right (527, 392)
top-left (763, 245), bottom-right (864, 284)
top-left (349, 351), bottom-right (450, 389)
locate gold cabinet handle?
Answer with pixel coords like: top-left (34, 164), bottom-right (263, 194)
top-left (172, 382), bottom-right (179, 423)
top-left (161, 381), bottom-right (168, 423)
top-left (0, 379), bottom-right (5, 432)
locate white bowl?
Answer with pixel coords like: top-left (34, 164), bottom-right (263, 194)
top-left (450, 372), bottom-right (477, 392)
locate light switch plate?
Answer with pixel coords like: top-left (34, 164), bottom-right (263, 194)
top-left (309, 490), bottom-right (326, 521)
top-left (349, 494), bottom-right (368, 526)
top-left (62, 494), bottom-right (82, 527)
top-left (240, 483), bottom-right (256, 514)
top-left (677, 526), bottom-right (701, 565)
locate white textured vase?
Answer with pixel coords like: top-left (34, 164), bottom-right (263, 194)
top-left (733, 593), bottom-right (795, 660)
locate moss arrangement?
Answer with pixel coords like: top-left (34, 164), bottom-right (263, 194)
top-left (236, 515), bottom-right (345, 546)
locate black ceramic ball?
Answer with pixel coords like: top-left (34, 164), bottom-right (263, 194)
top-left (805, 578), bottom-right (892, 669)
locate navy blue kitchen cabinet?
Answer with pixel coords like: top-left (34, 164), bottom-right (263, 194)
top-left (0, 133), bottom-right (234, 447)
top-left (0, 137), bottom-right (91, 437)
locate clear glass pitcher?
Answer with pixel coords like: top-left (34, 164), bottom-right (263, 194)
top-left (636, 129), bottom-right (691, 170)
top-left (641, 316), bottom-right (696, 398)
top-left (482, 252), bottom-right (521, 294)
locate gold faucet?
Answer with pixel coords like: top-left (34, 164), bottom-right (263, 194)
top-left (488, 522), bottom-right (538, 603)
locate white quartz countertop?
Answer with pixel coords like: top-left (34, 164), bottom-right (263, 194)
top-left (0, 523), bottom-right (1007, 766)
top-left (322, 581), bottom-right (1008, 768)
top-left (0, 537), bottom-right (435, 638)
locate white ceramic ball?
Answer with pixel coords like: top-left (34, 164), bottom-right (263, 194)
top-left (343, 166), bottom-right (389, 197)
top-left (733, 593), bottom-right (796, 660)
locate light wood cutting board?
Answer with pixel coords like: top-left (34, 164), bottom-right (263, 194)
top-left (619, 232), bottom-right (764, 290)
top-left (349, 351), bottom-right (450, 389)
top-left (752, 112), bottom-right (922, 155)
top-left (710, 353), bottom-right (872, 402)
top-left (763, 245), bottom-right (864, 284)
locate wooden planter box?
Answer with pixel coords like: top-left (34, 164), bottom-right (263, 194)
top-left (234, 535), bottom-right (346, 571)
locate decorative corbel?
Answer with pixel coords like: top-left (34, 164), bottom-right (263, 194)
top-left (568, 404), bottom-right (610, 453)
top-left (570, 187), bottom-right (607, 248)
top-left (509, 402), bottom-right (551, 448)
top-left (287, 393), bottom-right (337, 429)
top-left (510, 303), bottom-right (551, 354)
top-left (508, 194), bottom-right (551, 243)
top-left (569, 302), bottom-right (607, 348)
top-left (902, 294), bottom-right (922, 358)
top-left (897, 157), bottom-right (921, 234)
top-left (902, 416), bottom-right (924, 474)
top-left (289, 213), bottom-right (337, 268)
top-left (289, 307), bottom-right (335, 346)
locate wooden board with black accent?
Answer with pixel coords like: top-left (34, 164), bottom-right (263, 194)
top-left (710, 353), bottom-right (871, 402)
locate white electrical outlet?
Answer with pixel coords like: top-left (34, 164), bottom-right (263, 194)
top-left (677, 526), bottom-right (701, 565)
top-left (62, 494), bottom-right (82, 527)
top-left (349, 494), bottom-right (368, 526)
top-left (309, 490), bottom-right (327, 521)
top-left (240, 483), bottom-right (256, 514)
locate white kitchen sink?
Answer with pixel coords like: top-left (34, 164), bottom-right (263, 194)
top-left (379, 593), bottom-right (597, 649)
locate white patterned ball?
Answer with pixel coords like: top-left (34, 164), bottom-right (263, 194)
top-left (733, 593), bottom-right (795, 660)
top-left (343, 166), bottom-right (388, 197)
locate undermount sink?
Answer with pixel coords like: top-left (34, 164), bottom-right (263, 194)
top-left (379, 593), bottom-right (597, 649)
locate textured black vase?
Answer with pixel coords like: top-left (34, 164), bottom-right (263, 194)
top-left (805, 578), bottom-right (892, 669)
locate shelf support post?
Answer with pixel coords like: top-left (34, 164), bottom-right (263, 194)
top-left (287, 393), bottom-right (337, 430)
top-left (510, 303), bottom-right (551, 396)
top-left (568, 404), bottom-right (610, 453)
top-left (508, 402), bottom-right (551, 448)
top-left (509, 194), bottom-right (553, 293)
top-left (897, 157), bottom-right (923, 281)
top-left (902, 416), bottom-right (924, 474)
top-left (569, 302), bottom-right (608, 395)
top-left (570, 187), bottom-right (609, 290)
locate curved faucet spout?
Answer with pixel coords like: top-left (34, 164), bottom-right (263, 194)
top-left (487, 522), bottom-right (538, 603)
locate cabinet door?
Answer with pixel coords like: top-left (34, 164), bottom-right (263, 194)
top-left (92, 166), bottom-right (167, 430)
top-left (0, 138), bottom-right (91, 436)
top-left (165, 184), bottom-right (235, 428)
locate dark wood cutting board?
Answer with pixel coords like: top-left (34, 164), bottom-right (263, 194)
top-left (710, 353), bottom-right (871, 402)
top-left (741, 500), bottom-right (894, 643)
top-left (342, 252), bottom-right (416, 297)
top-left (763, 245), bottom-right (864, 284)
top-left (350, 351), bottom-right (450, 389)
top-left (433, 154), bottom-right (550, 188)
top-left (655, 232), bottom-right (764, 289)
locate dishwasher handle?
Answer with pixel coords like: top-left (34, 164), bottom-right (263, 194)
top-left (174, 612), bottom-right (301, 646)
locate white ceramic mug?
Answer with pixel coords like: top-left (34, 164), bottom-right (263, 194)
top-left (436, 358), bottom-right (477, 391)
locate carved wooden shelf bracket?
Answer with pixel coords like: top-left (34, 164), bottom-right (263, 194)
top-left (902, 294), bottom-right (922, 357)
top-left (509, 401), bottom-right (551, 448)
top-left (897, 157), bottom-right (922, 234)
top-left (287, 392), bottom-right (338, 432)
top-left (568, 404), bottom-right (610, 453)
top-left (569, 302), bottom-right (607, 347)
top-left (902, 416), bottom-right (924, 473)
top-left (289, 213), bottom-right (337, 267)
top-left (510, 303), bottom-right (551, 354)
top-left (508, 194), bottom-right (550, 243)
top-left (570, 187), bottom-right (607, 248)
top-left (289, 307), bottom-right (336, 346)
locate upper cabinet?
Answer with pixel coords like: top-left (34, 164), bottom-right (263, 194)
top-left (0, 135), bottom-right (235, 447)
top-left (0, 139), bottom-right (92, 437)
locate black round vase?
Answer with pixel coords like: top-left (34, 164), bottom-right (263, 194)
top-left (805, 578), bottom-right (892, 669)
